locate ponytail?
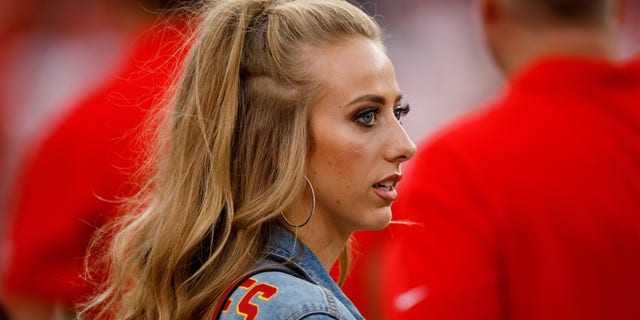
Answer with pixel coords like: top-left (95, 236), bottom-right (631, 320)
top-left (80, 1), bottom-right (381, 318)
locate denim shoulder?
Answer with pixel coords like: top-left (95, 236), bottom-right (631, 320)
top-left (218, 270), bottom-right (345, 320)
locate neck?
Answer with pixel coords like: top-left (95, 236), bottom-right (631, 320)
top-left (283, 188), bottom-right (352, 271)
top-left (297, 227), bottom-right (347, 271)
top-left (282, 212), bottom-right (351, 271)
top-left (113, 2), bottom-right (158, 35)
top-left (499, 26), bottom-right (617, 77)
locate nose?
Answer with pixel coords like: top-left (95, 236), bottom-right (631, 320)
top-left (384, 120), bottom-right (416, 164)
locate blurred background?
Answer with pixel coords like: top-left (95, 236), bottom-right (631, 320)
top-left (0, 0), bottom-right (638, 319)
top-left (0, 0), bottom-right (131, 233)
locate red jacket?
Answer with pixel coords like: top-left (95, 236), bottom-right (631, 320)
top-left (2, 22), bottom-right (186, 305)
top-left (382, 57), bottom-right (640, 319)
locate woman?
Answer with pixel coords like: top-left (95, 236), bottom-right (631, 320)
top-left (80, 0), bottom-right (415, 319)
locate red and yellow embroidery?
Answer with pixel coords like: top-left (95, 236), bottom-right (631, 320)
top-left (220, 277), bottom-right (279, 320)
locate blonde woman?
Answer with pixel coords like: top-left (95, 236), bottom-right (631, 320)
top-left (80, 0), bottom-right (416, 319)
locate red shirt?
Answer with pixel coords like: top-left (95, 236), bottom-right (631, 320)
top-left (2, 22), bottom-right (186, 305)
top-left (381, 57), bottom-right (640, 319)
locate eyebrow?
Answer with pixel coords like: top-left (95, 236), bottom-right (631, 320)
top-left (347, 93), bottom-right (403, 106)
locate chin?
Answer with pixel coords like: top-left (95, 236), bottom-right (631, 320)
top-left (361, 207), bottom-right (392, 231)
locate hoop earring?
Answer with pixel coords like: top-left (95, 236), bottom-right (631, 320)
top-left (281, 176), bottom-right (316, 228)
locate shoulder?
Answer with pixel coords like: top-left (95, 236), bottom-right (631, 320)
top-left (218, 270), bottom-right (343, 320)
top-left (409, 91), bottom-right (544, 173)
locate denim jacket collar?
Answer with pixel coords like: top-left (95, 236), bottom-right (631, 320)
top-left (265, 227), bottom-right (364, 319)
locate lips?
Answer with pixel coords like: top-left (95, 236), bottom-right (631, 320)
top-left (372, 174), bottom-right (402, 201)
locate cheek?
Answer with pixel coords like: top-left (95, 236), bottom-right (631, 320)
top-left (313, 137), bottom-right (365, 177)
top-left (309, 138), bottom-right (375, 206)
top-left (307, 116), bottom-right (378, 195)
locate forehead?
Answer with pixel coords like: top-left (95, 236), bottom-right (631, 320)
top-left (306, 37), bottom-right (400, 102)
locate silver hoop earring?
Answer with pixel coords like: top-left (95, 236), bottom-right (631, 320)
top-left (281, 176), bottom-right (316, 228)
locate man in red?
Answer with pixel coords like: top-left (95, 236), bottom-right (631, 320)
top-left (0, 5), bottom-right (191, 318)
top-left (382, 0), bottom-right (640, 319)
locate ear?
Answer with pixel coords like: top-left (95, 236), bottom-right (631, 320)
top-left (481, 0), bottom-right (500, 25)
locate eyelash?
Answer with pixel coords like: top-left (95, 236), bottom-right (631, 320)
top-left (394, 104), bottom-right (411, 121)
top-left (354, 104), bottom-right (411, 127)
top-left (354, 107), bottom-right (380, 127)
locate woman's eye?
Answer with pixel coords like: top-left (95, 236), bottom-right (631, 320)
top-left (355, 107), bottom-right (380, 127)
top-left (394, 104), bottom-right (411, 121)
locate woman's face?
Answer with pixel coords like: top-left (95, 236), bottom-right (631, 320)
top-left (305, 37), bottom-right (416, 237)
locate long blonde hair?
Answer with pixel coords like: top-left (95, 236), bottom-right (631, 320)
top-left (80, 0), bottom-right (381, 319)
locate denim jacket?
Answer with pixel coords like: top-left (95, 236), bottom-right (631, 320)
top-left (217, 228), bottom-right (364, 320)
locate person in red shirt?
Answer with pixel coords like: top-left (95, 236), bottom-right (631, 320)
top-left (0, 3), bottom-right (193, 319)
top-left (381, 0), bottom-right (640, 319)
